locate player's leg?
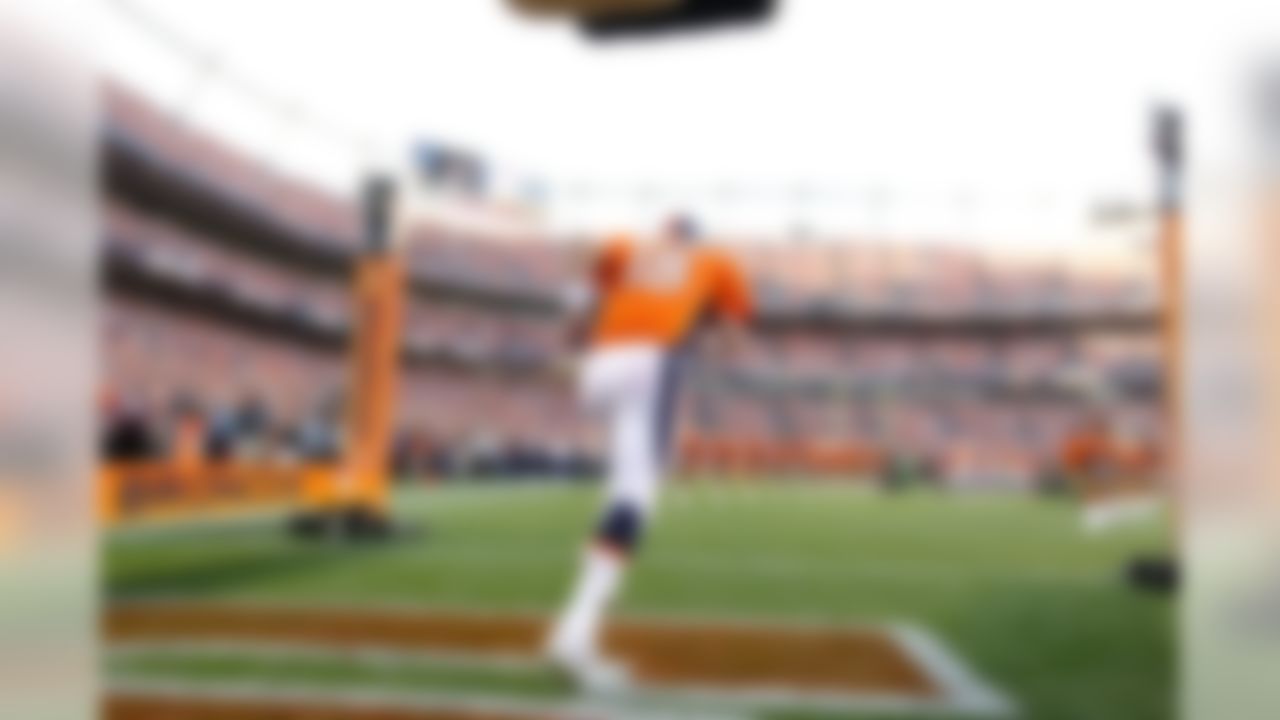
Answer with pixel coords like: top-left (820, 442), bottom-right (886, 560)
top-left (547, 346), bottom-right (669, 690)
top-left (549, 380), bottom-right (656, 652)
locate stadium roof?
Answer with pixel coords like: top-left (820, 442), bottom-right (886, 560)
top-left (100, 0), bottom-right (1267, 246)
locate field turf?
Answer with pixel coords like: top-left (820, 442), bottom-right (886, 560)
top-left (104, 481), bottom-right (1173, 720)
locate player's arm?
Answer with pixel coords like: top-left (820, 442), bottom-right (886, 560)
top-left (560, 235), bottom-right (628, 352)
top-left (706, 253), bottom-right (755, 366)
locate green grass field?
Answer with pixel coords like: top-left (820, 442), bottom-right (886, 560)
top-left (104, 481), bottom-right (1173, 720)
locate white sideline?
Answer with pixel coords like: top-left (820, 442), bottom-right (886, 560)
top-left (1081, 494), bottom-right (1162, 535)
top-left (108, 541), bottom-right (1116, 593)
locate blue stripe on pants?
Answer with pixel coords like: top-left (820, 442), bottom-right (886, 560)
top-left (652, 349), bottom-right (686, 467)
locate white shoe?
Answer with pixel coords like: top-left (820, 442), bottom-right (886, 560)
top-left (546, 636), bottom-right (632, 695)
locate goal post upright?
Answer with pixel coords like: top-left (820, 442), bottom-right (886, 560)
top-left (293, 173), bottom-right (407, 539)
top-left (342, 173), bottom-right (407, 520)
top-left (1126, 104), bottom-right (1184, 590)
top-left (302, 140), bottom-right (600, 537)
top-left (1154, 105), bottom-right (1186, 496)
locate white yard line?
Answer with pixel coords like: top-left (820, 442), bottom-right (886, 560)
top-left (108, 676), bottom-right (747, 720)
top-left (108, 639), bottom-right (548, 673)
top-left (892, 623), bottom-right (1018, 717)
top-left (110, 540), bottom-right (1115, 590)
top-left (100, 594), bottom-right (934, 631)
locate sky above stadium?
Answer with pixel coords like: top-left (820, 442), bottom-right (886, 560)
top-left (99, 0), bottom-right (1275, 245)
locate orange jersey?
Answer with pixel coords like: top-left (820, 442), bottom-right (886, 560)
top-left (589, 236), bottom-right (753, 348)
top-left (1062, 430), bottom-right (1109, 472)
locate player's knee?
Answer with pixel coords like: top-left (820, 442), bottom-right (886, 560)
top-left (594, 501), bottom-right (644, 555)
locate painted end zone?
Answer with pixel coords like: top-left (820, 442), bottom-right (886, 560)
top-left (106, 602), bottom-right (1015, 717)
top-left (107, 692), bottom-right (567, 720)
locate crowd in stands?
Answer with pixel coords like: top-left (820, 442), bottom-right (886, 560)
top-left (105, 201), bottom-right (349, 323)
top-left (104, 85), bottom-right (1157, 320)
top-left (105, 85), bottom-right (360, 251)
top-left (735, 242), bottom-right (1156, 317)
top-left (100, 83), bottom-right (1165, 491)
top-left (101, 299), bottom-right (345, 462)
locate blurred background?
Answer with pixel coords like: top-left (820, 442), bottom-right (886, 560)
top-left (97, 0), bottom-right (1168, 495)
top-left (16, 1), bottom-right (1280, 719)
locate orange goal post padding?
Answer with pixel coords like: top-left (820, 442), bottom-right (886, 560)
top-left (97, 461), bottom-right (342, 527)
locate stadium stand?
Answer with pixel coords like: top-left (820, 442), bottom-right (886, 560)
top-left (100, 82), bottom-right (1163, 495)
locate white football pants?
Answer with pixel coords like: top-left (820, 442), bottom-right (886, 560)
top-left (578, 343), bottom-right (682, 516)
